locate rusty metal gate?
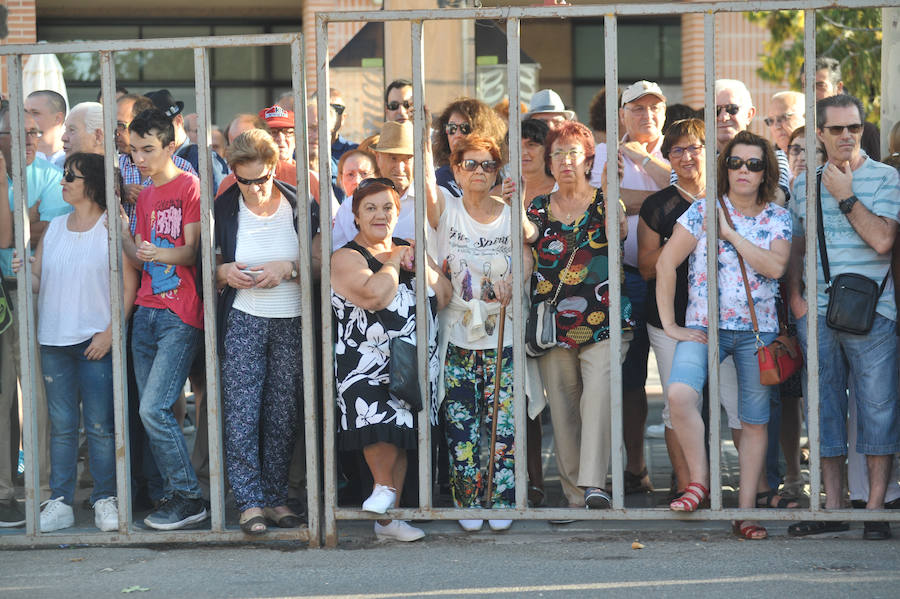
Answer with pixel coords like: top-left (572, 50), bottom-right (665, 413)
top-left (0, 0), bottom-right (898, 550)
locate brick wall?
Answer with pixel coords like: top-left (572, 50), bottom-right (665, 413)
top-left (0, 0), bottom-right (38, 97)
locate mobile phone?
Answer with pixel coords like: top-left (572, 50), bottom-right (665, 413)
top-left (240, 268), bottom-right (259, 279)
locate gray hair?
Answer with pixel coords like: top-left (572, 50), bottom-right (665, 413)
top-left (715, 79), bottom-right (753, 109)
top-left (69, 102), bottom-right (103, 134)
top-left (771, 91), bottom-right (805, 116)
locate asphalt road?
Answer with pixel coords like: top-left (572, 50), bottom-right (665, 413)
top-left (2, 521), bottom-right (898, 599)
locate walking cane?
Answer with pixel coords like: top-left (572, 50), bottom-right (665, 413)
top-left (484, 304), bottom-right (506, 508)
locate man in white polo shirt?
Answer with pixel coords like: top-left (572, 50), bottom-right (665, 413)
top-left (590, 80), bottom-right (671, 494)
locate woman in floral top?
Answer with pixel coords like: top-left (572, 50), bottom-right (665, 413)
top-left (513, 121), bottom-right (631, 512)
top-left (656, 131), bottom-right (792, 540)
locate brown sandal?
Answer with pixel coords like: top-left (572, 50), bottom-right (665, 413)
top-left (263, 506), bottom-right (302, 528)
top-left (239, 511), bottom-right (267, 535)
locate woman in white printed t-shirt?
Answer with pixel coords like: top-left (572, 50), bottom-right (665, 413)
top-left (427, 135), bottom-right (516, 533)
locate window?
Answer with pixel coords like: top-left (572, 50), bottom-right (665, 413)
top-left (572, 19), bottom-right (681, 124)
top-left (37, 20), bottom-right (296, 127)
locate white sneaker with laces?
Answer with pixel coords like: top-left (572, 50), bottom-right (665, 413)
top-left (362, 484), bottom-right (397, 514)
top-left (93, 496), bottom-right (119, 532)
top-left (458, 519), bottom-right (484, 531)
top-left (374, 520), bottom-right (425, 542)
top-left (488, 519), bottom-right (513, 531)
top-left (40, 497), bottom-right (74, 532)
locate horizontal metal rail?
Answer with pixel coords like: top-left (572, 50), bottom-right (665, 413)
top-left (0, 32), bottom-right (299, 56)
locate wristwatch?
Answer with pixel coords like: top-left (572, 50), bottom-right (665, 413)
top-left (838, 195), bottom-right (859, 215)
top-left (290, 262), bottom-right (298, 280)
top-left (641, 155), bottom-right (652, 168)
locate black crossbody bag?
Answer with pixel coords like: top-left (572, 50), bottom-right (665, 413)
top-left (816, 174), bottom-right (889, 334)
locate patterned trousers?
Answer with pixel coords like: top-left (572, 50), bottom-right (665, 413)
top-left (222, 310), bottom-right (301, 512)
top-left (442, 343), bottom-right (515, 509)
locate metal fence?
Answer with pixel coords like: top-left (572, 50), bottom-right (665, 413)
top-left (0, 0), bottom-right (897, 549)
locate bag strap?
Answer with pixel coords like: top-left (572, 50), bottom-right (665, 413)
top-left (816, 171), bottom-right (890, 294)
top-left (717, 196), bottom-right (762, 347)
top-left (547, 189), bottom-right (599, 306)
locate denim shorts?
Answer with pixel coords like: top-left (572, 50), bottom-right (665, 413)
top-left (668, 327), bottom-right (777, 425)
top-left (809, 314), bottom-right (900, 457)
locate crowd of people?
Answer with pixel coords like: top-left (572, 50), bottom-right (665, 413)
top-left (0, 55), bottom-right (899, 543)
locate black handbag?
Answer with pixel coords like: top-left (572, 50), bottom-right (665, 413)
top-left (816, 173), bottom-right (889, 334)
top-left (386, 336), bottom-right (423, 412)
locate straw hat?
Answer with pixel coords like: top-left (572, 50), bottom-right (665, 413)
top-left (374, 121), bottom-right (414, 154)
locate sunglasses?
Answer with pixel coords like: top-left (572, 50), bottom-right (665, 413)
top-left (445, 122), bottom-right (472, 136)
top-left (822, 123), bottom-right (863, 135)
top-left (330, 103), bottom-right (345, 116)
top-left (763, 112), bottom-right (795, 127)
top-left (63, 169), bottom-right (85, 182)
top-left (787, 144), bottom-right (806, 157)
top-left (234, 171), bottom-right (273, 186)
top-left (357, 177), bottom-right (397, 192)
top-left (716, 104), bottom-right (740, 117)
top-left (385, 100), bottom-right (413, 111)
top-left (725, 156), bottom-right (765, 172)
top-left (458, 159), bottom-right (498, 173)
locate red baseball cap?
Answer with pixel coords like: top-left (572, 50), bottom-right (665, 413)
top-left (259, 105), bottom-right (294, 129)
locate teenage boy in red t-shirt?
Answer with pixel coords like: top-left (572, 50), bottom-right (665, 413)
top-left (123, 108), bottom-right (206, 530)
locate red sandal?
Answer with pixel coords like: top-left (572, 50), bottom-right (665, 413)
top-left (669, 482), bottom-right (709, 512)
top-left (733, 520), bottom-right (767, 540)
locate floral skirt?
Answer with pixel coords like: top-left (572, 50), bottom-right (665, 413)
top-left (337, 383), bottom-right (417, 451)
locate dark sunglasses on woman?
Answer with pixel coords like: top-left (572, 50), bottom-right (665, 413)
top-left (357, 177), bottom-right (397, 192)
top-left (235, 171), bottom-right (274, 186)
top-left (63, 169), bottom-right (85, 182)
top-left (444, 123), bottom-right (471, 136)
top-left (458, 159), bottom-right (498, 173)
top-left (725, 156), bottom-right (765, 172)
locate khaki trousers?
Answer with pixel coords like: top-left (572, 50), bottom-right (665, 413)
top-left (538, 334), bottom-right (630, 506)
top-left (0, 287), bottom-right (50, 501)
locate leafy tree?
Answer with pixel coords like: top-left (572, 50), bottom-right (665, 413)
top-left (746, 9), bottom-right (882, 124)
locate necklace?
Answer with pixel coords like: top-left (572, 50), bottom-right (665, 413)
top-left (673, 183), bottom-right (704, 203)
top-left (552, 190), bottom-right (593, 223)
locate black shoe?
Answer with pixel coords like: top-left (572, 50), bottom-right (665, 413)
top-left (0, 498), bottom-right (26, 528)
top-left (863, 521), bottom-right (892, 540)
top-left (143, 495), bottom-right (208, 531)
top-left (787, 520), bottom-right (850, 537)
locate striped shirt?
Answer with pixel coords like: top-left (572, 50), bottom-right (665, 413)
top-left (791, 159), bottom-right (900, 320)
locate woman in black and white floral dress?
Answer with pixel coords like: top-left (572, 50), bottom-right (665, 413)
top-left (331, 178), bottom-right (451, 542)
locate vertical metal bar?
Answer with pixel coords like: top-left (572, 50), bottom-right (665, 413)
top-left (506, 17), bottom-right (527, 510)
top-left (8, 54), bottom-right (39, 536)
top-left (604, 15), bottom-right (624, 510)
top-left (803, 8), bottom-right (821, 511)
top-left (290, 32), bottom-right (322, 548)
top-left (410, 20), bottom-right (433, 510)
top-left (193, 47), bottom-right (225, 532)
top-left (703, 11), bottom-right (722, 511)
top-left (315, 13), bottom-right (338, 548)
top-left (99, 51), bottom-right (132, 531)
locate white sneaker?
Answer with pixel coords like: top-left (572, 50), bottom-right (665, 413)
top-left (362, 484), bottom-right (397, 514)
top-left (488, 519), bottom-right (513, 531)
top-left (374, 520), bottom-right (425, 542)
top-left (458, 519), bottom-right (484, 532)
top-left (40, 497), bottom-right (74, 532)
top-left (93, 496), bottom-right (119, 532)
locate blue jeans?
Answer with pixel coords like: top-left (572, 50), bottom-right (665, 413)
top-left (41, 341), bottom-right (116, 505)
top-left (131, 306), bottom-right (203, 499)
top-left (622, 269), bottom-right (650, 391)
top-left (669, 328), bottom-right (777, 425)
top-left (798, 313), bottom-right (900, 457)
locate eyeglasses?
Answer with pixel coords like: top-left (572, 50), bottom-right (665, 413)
top-left (63, 169), bottom-right (85, 182)
top-left (550, 149), bottom-right (585, 162)
top-left (385, 100), bottom-right (413, 111)
top-left (357, 177), bottom-right (397, 192)
top-left (445, 122), bottom-right (471, 136)
top-left (234, 170), bottom-right (274, 186)
top-left (716, 104), bottom-right (741, 117)
top-left (668, 144), bottom-right (703, 159)
top-left (787, 144), bottom-right (806, 157)
top-left (330, 103), bottom-right (345, 116)
top-left (458, 159), bottom-right (499, 173)
top-left (725, 156), bottom-right (765, 172)
top-left (0, 130), bottom-right (42, 138)
top-left (116, 121), bottom-right (130, 132)
top-left (822, 123), bottom-right (863, 136)
top-left (763, 112), bottom-right (796, 127)
top-left (272, 128), bottom-right (295, 138)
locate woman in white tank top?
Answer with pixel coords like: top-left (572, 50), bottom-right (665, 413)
top-left (13, 153), bottom-right (138, 533)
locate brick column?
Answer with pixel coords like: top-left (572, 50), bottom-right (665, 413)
top-left (1, 0), bottom-right (38, 97)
